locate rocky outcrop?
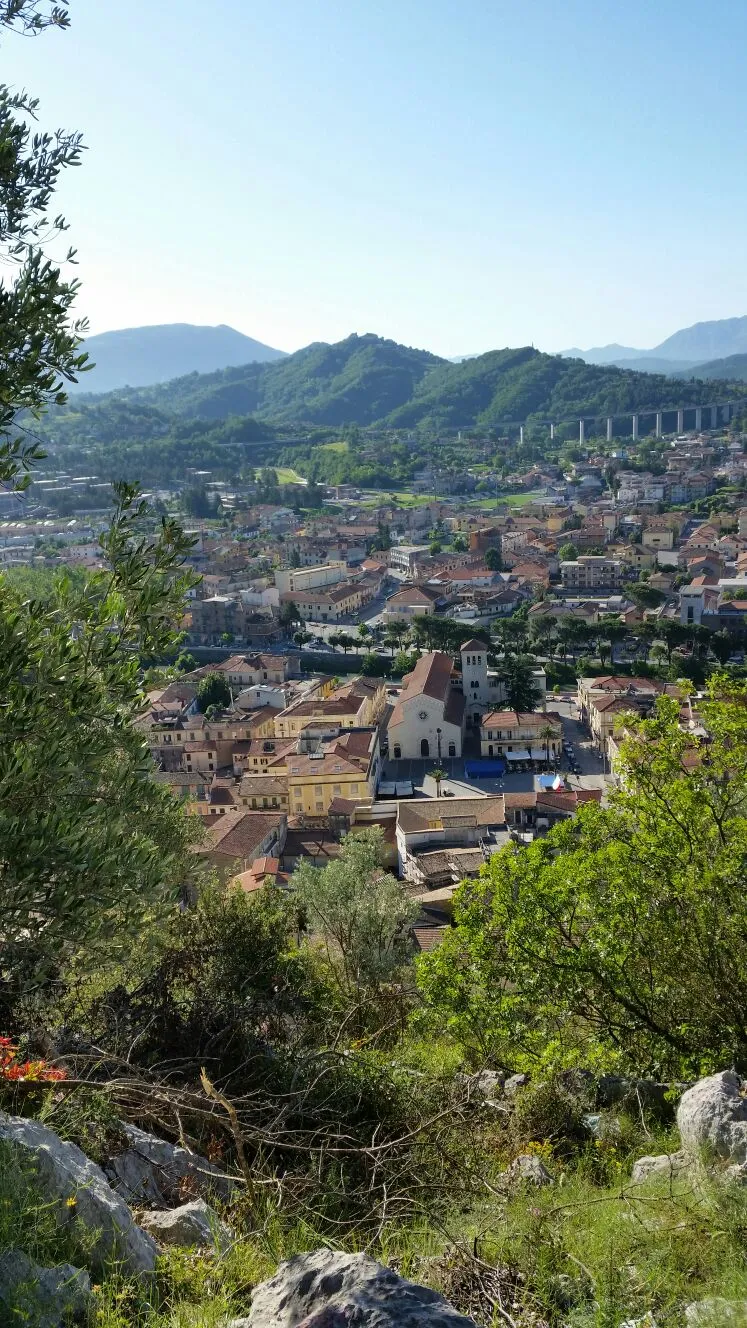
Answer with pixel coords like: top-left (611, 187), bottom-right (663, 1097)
top-left (106, 1122), bottom-right (236, 1207)
top-left (677, 1071), bottom-right (747, 1167)
top-left (505, 1154), bottom-right (553, 1187)
top-left (0, 1112), bottom-right (156, 1276)
top-left (139, 1198), bottom-right (232, 1250)
top-left (247, 1248), bottom-right (478, 1326)
top-left (684, 1299), bottom-right (747, 1325)
top-left (0, 1248), bottom-right (91, 1326)
top-left (630, 1151), bottom-right (690, 1184)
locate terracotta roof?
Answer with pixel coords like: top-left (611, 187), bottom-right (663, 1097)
top-left (460, 638), bottom-right (490, 652)
top-left (480, 711), bottom-right (561, 728)
top-left (386, 586), bottom-right (440, 605)
top-left (201, 811), bottom-right (285, 859)
top-left (413, 925), bottom-right (449, 952)
top-left (582, 676), bottom-right (661, 693)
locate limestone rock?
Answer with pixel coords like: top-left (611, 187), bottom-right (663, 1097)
top-left (139, 1198), bottom-right (232, 1250)
top-left (0, 1112), bottom-right (156, 1276)
top-left (685, 1298), bottom-right (747, 1325)
top-left (630, 1151), bottom-right (689, 1184)
top-left (503, 1072), bottom-right (529, 1097)
top-left (468, 1070), bottom-right (504, 1101)
top-left (0, 1248), bottom-right (91, 1326)
top-left (677, 1071), bottom-right (747, 1166)
top-left (505, 1153), bottom-right (553, 1186)
top-left (106, 1122), bottom-right (236, 1207)
top-left (247, 1248), bottom-right (478, 1326)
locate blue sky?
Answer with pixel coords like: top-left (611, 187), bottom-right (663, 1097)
top-left (8, 0), bottom-right (747, 356)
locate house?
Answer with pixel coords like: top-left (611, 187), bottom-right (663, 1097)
top-left (396, 795), bottom-right (509, 879)
top-left (273, 676), bottom-right (387, 739)
top-left (478, 711), bottom-right (562, 764)
top-left (383, 585), bottom-right (440, 621)
top-left (198, 810), bottom-right (288, 877)
top-left (387, 652), bottom-right (465, 761)
top-left (503, 788), bottom-right (602, 830)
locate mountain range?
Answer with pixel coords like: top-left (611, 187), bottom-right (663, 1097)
top-left (64, 333), bottom-right (747, 435)
top-left (71, 323), bottom-right (285, 394)
top-left (561, 314), bottom-right (747, 375)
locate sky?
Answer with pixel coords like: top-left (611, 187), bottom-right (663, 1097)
top-left (8, 0), bottom-right (747, 357)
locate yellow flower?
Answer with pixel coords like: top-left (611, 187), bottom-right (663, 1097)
top-left (65, 1196), bottom-right (77, 1209)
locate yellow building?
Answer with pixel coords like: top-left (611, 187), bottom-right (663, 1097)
top-left (285, 728), bottom-right (380, 818)
top-left (273, 677), bottom-right (386, 740)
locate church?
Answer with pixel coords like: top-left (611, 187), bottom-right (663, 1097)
top-left (387, 652), bottom-right (465, 761)
top-left (387, 641), bottom-right (547, 761)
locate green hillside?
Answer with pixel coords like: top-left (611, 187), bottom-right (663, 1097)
top-left (82, 335), bottom-right (746, 433)
top-left (386, 346), bottom-right (746, 429)
top-left (103, 333), bottom-right (445, 426)
top-left (673, 352), bottom-right (747, 382)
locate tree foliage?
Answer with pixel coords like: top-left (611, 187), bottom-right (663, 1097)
top-left (196, 671), bottom-right (231, 712)
top-left (418, 680), bottom-right (747, 1076)
top-left (293, 828), bottom-right (419, 1032)
top-left (0, 0), bottom-right (90, 489)
top-left (0, 483), bottom-right (200, 1015)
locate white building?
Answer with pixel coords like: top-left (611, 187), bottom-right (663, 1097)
top-left (387, 652), bottom-right (465, 761)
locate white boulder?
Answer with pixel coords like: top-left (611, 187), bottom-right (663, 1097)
top-left (677, 1071), bottom-right (747, 1166)
top-left (247, 1248), bottom-right (478, 1326)
top-left (139, 1198), bottom-right (232, 1250)
top-left (0, 1112), bottom-right (156, 1276)
top-left (106, 1122), bottom-right (236, 1207)
top-left (630, 1151), bottom-right (689, 1184)
top-left (505, 1153), bottom-right (553, 1186)
top-left (685, 1299), bottom-right (747, 1325)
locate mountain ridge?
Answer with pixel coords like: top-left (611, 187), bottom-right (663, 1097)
top-left (71, 322), bottom-right (286, 395)
top-left (560, 314), bottom-right (747, 372)
top-left (59, 333), bottom-right (747, 434)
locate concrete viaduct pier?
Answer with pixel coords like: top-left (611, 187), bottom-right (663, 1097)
top-left (572, 400), bottom-right (738, 444)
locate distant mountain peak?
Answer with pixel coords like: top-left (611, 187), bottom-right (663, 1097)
top-left (71, 322), bottom-right (286, 394)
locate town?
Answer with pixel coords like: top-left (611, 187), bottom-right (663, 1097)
top-left (7, 414), bottom-right (747, 952)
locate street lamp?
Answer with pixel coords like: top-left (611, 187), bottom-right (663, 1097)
top-left (436, 727), bottom-right (442, 762)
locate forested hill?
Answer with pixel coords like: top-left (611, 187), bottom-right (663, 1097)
top-left (385, 346), bottom-right (746, 429)
top-left (62, 334), bottom-right (747, 434)
top-left (96, 334), bottom-right (445, 426)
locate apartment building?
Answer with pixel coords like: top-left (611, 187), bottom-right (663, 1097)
top-left (560, 556), bottom-right (624, 590)
top-left (279, 579), bottom-right (371, 622)
top-left (273, 676), bottom-right (387, 740)
top-left (478, 711), bottom-right (562, 763)
top-left (286, 727), bottom-right (380, 818)
top-left (275, 561), bottom-right (347, 594)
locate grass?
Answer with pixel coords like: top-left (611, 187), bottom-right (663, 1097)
top-left (5, 1079), bottom-right (747, 1326)
top-left (361, 489), bottom-right (434, 508)
top-left (318, 441), bottom-right (349, 453)
top-left (274, 466), bottom-right (306, 484)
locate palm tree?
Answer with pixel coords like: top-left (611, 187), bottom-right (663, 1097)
top-left (538, 723), bottom-right (558, 769)
top-left (430, 767), bottom-right (446, 797)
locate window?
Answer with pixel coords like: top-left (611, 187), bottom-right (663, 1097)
top-left (393, 744), bottom-right (401, 759)
top-left (350, 783), bottom-right (359, 794)
top-left (333, 784), bottom-right (341, 794)
top-left (448, 742), bottom-right (456, 757)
